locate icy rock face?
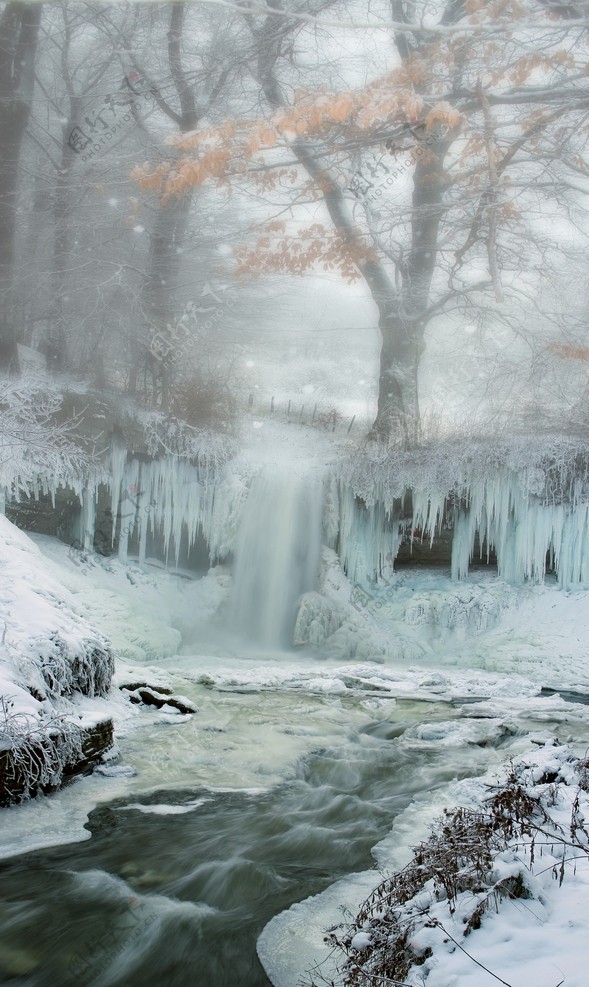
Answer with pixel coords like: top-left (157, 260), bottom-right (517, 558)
top-left (106, 452), bottom-right (219, 566)
top-left (294, 592), bottom-right (388, 662)
top-left (447, 477), bottom-right (589, 588)
top-left (95, 453), bottom-right (250, 568)
top-left (11, 447), bottom-right (244, 570)
top-left (11, 436), bottom-right (589, 597)
top-left (334, 453), bottom-right (589, 589)
top-left (403, 584), bottom-right (511, 637)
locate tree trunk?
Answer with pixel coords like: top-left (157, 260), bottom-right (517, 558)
top-left (139, 0), bottom-right (197, 411)
top-left (141, 192), bottom-right (190, 410)
top-left (374, 313), bottom-right (423, 445)
top-left (373, 143), bottom-right (448, 444)
top-left (0, 2), bottom-right (42, 367)
top-left (249, 9), bottom-right (449, 446)
top-left (46, 103), bottom-right (80, 373)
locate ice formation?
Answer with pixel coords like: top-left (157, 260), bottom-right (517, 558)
top-left (335, 438), bottom-right (589, 590)
top-left (294, 591), bottom-right (391, 661)
top-left (3, 435), bottom-right (589, 590)
top-left (369, 472), bottom-right (589, 590)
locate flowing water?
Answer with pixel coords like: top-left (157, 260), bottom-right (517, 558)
top-left (0, 686), bottom-right (505, 987)
top-left (229, 472), bottom-right (323, 648)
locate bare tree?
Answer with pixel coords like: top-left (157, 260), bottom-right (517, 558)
top-left (0, 1), bottom-right (42, 366)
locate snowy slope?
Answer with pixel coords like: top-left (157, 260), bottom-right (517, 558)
top-left (0, 515), bottom-right (117, 805)
top-left (0, 515), bottom-right (113, 712)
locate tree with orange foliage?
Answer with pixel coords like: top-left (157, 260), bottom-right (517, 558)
top-left (134, 0), bottom-right (589, 444)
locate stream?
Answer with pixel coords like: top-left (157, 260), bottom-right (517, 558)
top-left (0, 669), bottom-right (527, 987)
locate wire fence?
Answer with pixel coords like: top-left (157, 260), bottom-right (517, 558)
top-left (244, 392), bottom-right (358, 434)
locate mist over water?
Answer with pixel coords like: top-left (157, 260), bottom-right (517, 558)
top-left (229, 472), bottom-right (324, 648)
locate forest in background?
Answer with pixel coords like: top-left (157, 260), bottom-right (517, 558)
top-left (0, 0), bottom-right (588, 452)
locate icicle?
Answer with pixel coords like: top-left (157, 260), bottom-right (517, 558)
top-left (451, 512), bottom-right (473, 580)
top-left (137, 462), bottom-right (149, 563)
top-left (335, 481), bottom-right (402, 589)
top-left (110, 444), bottom-right (127, 547)
top-left (412, 488), bottom-right (447, 547)
top-left (81, 486), bottom-right (95, 551)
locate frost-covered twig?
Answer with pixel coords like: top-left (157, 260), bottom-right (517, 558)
top-left (0, 695), bottom-right (83, 804)
top-left (0, 375), bottom-right (94, 492)
top-left (142, 411), bottom-right (235, 470)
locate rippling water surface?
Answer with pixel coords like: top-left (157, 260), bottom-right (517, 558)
top-left (0, 684), bottom-right (498, 987)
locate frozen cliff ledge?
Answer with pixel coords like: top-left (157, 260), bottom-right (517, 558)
top-left (333, 434), bottom-right (589, 589)
top-left (0, 515), bottom-right (114, 806)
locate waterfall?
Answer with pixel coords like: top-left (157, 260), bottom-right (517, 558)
top-left (229, 471), bottom-right (324, 649)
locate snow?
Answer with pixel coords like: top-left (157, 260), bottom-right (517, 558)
top-left (29, 533), bottom-right (206, 662)
top-left (0, 515), bottom-right (116, 805)
top-left (0, 515), bottom-right (113, 705)
top-left (116, 798), bottom-right (210, 815)
top-left (384, 747), bottom-right (589, 987)
top-left (350, 932), bottom-right (372, 950)
top-left (95, 764), bottom-right (137, 778)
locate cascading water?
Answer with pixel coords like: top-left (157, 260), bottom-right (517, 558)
top-left (229, 471), bottom-right (324, 648)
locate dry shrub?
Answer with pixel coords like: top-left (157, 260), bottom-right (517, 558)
top-left (169, 373), bottom-right (237, 431)
top-left (310, 770), bottom-right (558, 987)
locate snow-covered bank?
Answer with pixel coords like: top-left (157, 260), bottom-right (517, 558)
top-left (259, 743), bottom-right (589, 987)
top-left (0, 515), bottom-right (114, 804)
top-left (0, 516), bottom-right (113, 704)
